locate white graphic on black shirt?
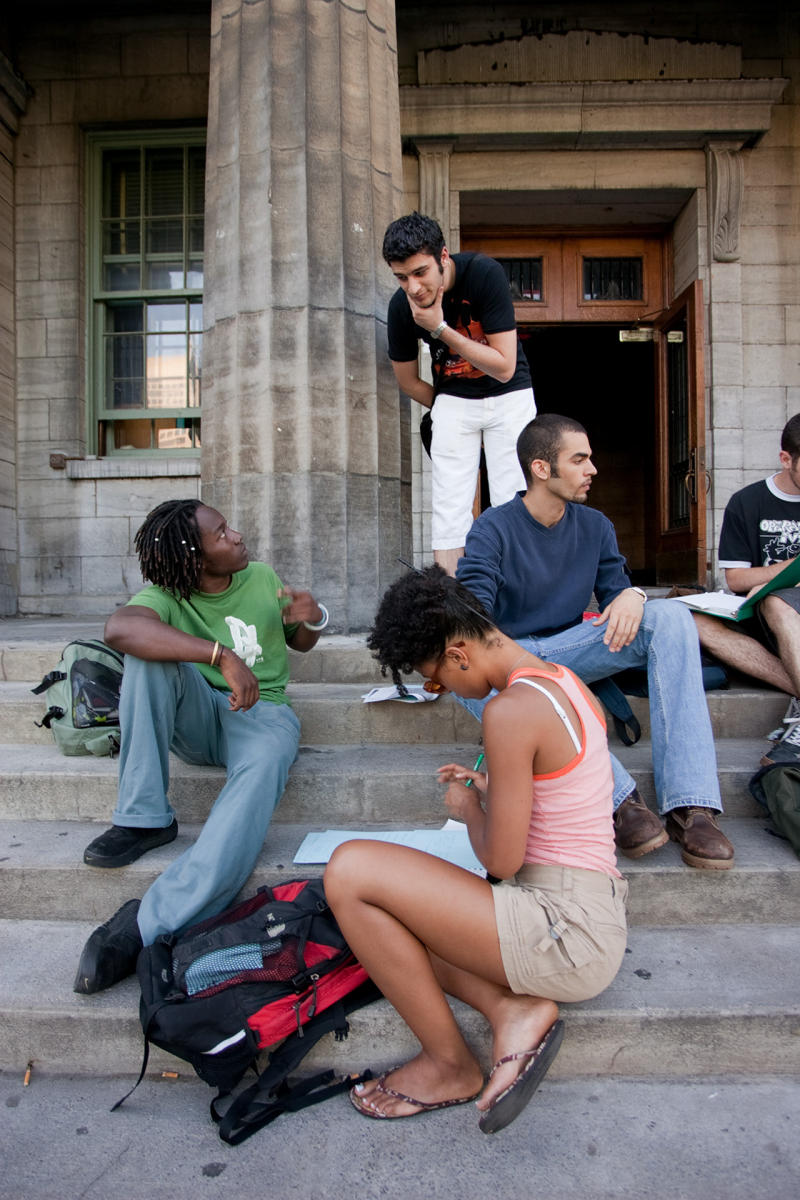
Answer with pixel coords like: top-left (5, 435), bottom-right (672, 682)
top-left (759, 519), bottom-right (800, 564)
top-left (224, 615), bottom-right (263, 667)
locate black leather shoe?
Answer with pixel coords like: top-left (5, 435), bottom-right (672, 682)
top-left (83, 819), bottom-right (178, 867)
top-left (73, 899), bottom-right (143, 994)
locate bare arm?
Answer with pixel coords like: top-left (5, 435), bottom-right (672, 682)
top-left (391, 359), bottom-right (434, 409)
top-left (725, 560), bottom-right (797, 596)
top-left (104, 604), bottom-right (261, 711)
top-left (278, 587), bottom-right (326, 653)
top-left (408, 284), bottom-right (518, 384)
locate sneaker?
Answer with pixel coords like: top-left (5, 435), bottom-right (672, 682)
top-left (766, 696), bottom-right (800, 742)
top-left (73, 899), bottom-right (143, 994)
top-left (761, 717), bottom-right (800, 766)
top-left (83, 819), bottom-right (178, 868)
top-left (613, 790), bottom-right (669, 858)
top-left (665, 807), bottom-right (734, 870)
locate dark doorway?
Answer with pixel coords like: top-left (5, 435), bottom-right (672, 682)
top-left (520, 325), bottom-right (655, 583)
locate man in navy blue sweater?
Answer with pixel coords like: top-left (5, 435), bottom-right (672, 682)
top-left (456, 413), bottom-right (733, 869)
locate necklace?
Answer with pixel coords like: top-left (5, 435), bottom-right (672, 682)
top-left (505, 651), bottom-right (531, 684)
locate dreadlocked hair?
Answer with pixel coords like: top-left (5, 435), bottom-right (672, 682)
top-left (134, 499), bottom-right (204, 600)
top-left (367, 565), bottom-right (496, 689)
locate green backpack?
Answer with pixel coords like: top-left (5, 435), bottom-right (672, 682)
top-left (749, 763), bottom-right (800, 859)
top-left (32, 639), bottom-right (123, 757)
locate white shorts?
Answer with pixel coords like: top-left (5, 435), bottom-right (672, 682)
top-left (430, 387), bottom-right (536, 550)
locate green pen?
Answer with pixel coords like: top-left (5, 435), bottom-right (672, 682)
top-left (464, 751), bottom-right (485, 787)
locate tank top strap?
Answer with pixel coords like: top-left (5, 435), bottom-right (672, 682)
top-left (508, 675), bottom-right (583, 754)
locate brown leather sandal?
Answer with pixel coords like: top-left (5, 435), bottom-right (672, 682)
top-left (350, 1069), bottom-right (482, 1120)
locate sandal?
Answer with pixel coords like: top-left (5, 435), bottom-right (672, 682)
top-left (478, 1018), bottom-right (565, 1134)
top-left (350, 1068), bottom-right (482, 1120)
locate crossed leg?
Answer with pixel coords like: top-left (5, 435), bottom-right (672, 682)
top-left (323, 841), bottom-right (558, 1118)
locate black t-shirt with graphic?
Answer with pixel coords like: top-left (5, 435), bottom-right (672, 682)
top-left (386, 252), bottom-right (532, 399)
top-left (718, 477), bottom-right (800, 569)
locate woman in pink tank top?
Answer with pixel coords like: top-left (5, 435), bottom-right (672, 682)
top-left (325, 566), bottom-right (627, 1135)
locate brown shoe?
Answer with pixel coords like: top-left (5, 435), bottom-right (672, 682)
top-left (665, 807), bottom-right (734, 870)
top-left (613, 792), bottom-right (668, 858)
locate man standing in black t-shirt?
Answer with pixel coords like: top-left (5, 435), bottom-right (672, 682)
top-left (694, 414), bottom-right (800, 760)
top-left (383, 212), bottom-right (535, 575)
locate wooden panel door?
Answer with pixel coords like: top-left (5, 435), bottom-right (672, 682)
top-left (653, 280), bottom-right (708, 586)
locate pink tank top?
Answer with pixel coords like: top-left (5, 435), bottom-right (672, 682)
top-left (507, 665), bottom-right (620, 879)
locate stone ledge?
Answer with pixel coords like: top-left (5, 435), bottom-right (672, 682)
top-left (64, 457), bottom-right (201, 480)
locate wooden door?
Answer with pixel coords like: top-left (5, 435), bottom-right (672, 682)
top-left (652, 280), bottom-right (707, 586)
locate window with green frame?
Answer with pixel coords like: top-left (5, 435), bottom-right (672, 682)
top-left (88, 130), bottom-right (206, 454)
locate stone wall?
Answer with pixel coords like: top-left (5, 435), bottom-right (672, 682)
top-left (10, 11), bottom-right (210, 614)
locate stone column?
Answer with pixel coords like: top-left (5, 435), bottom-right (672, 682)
top-left (202, 0), bottom-right (404, 630)
top-left (0, 54), bottom-right (29, 614)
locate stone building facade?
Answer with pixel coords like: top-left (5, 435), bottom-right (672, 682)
top-left (0, 2), bottom-right (797, 623)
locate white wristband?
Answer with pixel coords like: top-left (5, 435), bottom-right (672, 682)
top-left (303, 602), bottom-right (329, 631)
top-left (630, 587), bottom-right (647, 604)
top-left (432, 320), bottom-right (448, 339)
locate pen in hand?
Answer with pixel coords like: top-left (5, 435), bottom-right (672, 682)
top-left (464, 751), bottom-right (485, 788)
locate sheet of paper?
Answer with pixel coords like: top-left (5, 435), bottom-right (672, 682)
top-left (361, 684), bottom-right (439, 704)
top-left (671, 591), bottom-right (743, 618)
top-left (293, 820), bottom-right (485, 876)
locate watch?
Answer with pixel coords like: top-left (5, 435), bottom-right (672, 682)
top-left (630, 586), bottom-right (648, 604)
top-left (431, 320), bottom-right (448, 339)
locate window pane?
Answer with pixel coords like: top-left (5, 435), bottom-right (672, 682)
top-left (103, 151), bottom-right (141, 219)
top-left (582, 258), bottom-right (643, 301)
top-left (104, 304), bottom-right (144, 409)
top-left (145, 149), bottom-right (184, 216)
top-left (189, 302), bottom-right (203, 331)
top-left (147, 303), bottom-right (187, 334)
top-left (146, 332), bottom-right (187, 407)
top-left (497, 258), bottom-right (543, 301)
top-left (188, 333), bottom-right (202, 407)
top-left (187, 147), bottom-right (206, 215)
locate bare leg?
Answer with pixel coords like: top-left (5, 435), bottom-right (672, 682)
top-left (430, 952), bottom-right (558, 1112)
top-left (324, 841), bottom-right (556, 1117)
top-left (760, 595), bottom-right (800, 696)
top-left (692, 612), bottom-right (794, 693)
top-left (433, 547), bottom-right (464, 576)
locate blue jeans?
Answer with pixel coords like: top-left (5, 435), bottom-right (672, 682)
top-left (458, 599), bottom-right (721, 816)
top-left (114, 657), bottom-right (300, 945)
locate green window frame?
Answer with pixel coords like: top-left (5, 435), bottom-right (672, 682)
top-left (87, 129), bottom-right (206, 456)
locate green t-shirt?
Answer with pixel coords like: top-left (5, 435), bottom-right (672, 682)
top-left (127, 562), bottom-right (298, 705)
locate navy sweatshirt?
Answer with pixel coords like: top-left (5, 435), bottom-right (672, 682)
top-left (456, 495), bottom-right (630, 639)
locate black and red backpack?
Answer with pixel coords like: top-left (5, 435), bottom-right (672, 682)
top-left (115, 878), bottom-right (380, 1144)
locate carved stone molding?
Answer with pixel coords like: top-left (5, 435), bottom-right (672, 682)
top-left (707, 145), bottom-right (744, 262)
top-left (415, 139), bottom-right (454, 240)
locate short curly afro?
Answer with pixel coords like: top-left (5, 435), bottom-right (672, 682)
top-left (367, 565), bottom-right (495, 689)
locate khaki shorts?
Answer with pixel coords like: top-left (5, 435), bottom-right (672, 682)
top-left (492, 863), bottom-right (628, 1002)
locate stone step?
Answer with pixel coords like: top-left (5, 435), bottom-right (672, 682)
top-left (7, 678), bottom-right (790, 748)
top-left (0, 624), bottom-right (382, 686)
top-left (0, 816), bottom-right (795, 926)
top-left (2, 919), bottom-right (798, 1078)
top-left (0, 740), bottom-right (768, 823)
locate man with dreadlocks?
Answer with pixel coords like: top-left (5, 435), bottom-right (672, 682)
top-left (74, 499), bottom-right (327, 995)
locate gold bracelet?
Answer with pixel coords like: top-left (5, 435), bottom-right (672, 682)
top-left (210, 640), bottom-right (221, 667)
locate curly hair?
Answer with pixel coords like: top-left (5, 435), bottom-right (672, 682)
top-left (134, 498), bottom-right (204, 600)
top-left (382, 212), bottom-right (445, 265)
top-left (367, 565), bottom-right (495, 689)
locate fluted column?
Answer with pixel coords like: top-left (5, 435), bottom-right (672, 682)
top-left (202, 0), bottom-right (404, 630)
top-left (416, 139), bottom-right (455, 245)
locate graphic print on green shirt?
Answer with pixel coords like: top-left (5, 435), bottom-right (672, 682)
top-left (126, 562), bottom-right (298, 705)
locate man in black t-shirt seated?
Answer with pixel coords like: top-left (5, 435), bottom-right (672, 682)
top-left (383, 213), bottom-right (536, 575)
top-left (694, 414), bottom-right (800, 762)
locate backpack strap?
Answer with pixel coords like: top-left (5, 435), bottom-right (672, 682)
top-left (589, 678), bottom-right (642, 747)
top-left (31, 672), bottom-right (66, 696)
top-left (214, 982), bottom-right (381, 1144)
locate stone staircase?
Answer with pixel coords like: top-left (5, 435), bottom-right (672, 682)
top-left (1, 617), bottom-right (799, 1083)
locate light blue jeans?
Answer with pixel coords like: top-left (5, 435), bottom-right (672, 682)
top-left (114, 657), bottom-right (300, 945)
top-left (458, 599), bottom-right (722, 816)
